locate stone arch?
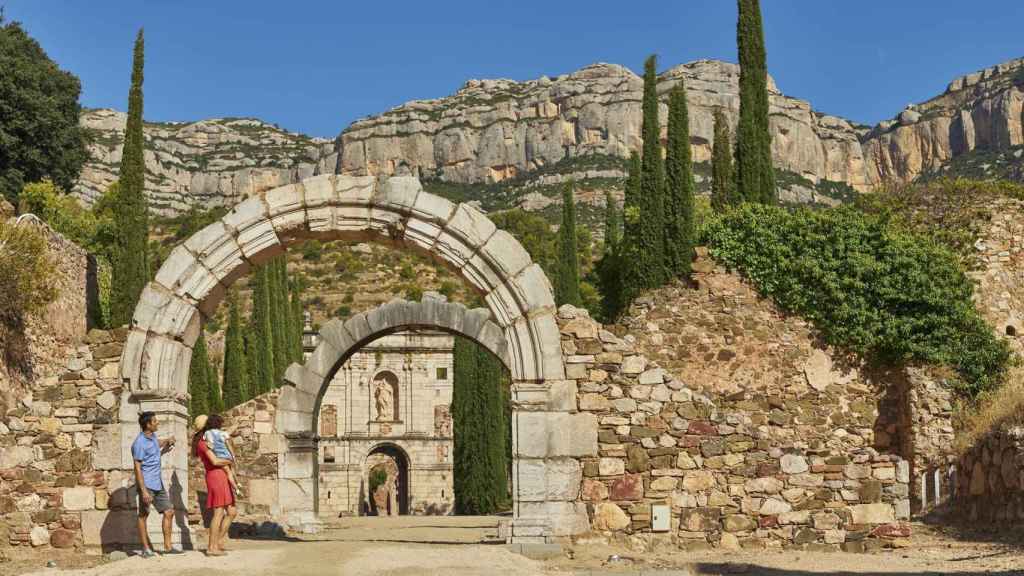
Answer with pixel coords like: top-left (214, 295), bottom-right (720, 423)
top-left (118, 176), bottom-right (592, 543)
top-left (120, 174), bottom-right (562, 396)
top-left (363, 442), bottom-right (410, 516)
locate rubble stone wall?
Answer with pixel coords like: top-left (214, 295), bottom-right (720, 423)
top-left (954, 427), bottom-right (1024, 522)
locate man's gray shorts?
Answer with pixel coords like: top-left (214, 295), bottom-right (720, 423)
top-left (138, 488), bottom-right (172, 515)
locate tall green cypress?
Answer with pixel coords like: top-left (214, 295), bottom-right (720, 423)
top-left (207, 353), bottom-right (223, 413)
top-left (603, 190), bottom-right (621, 257)
top-left (188, 332), bottom-right (210, 417)
top-left (269, 257), bottom-right (289, 383)
top-left (555, 181), bottom-right (581, 307)
top-left (244, 330), bottom-right (259, 403)
top-left (640, 55), bottom-right (667, 287)
top-left (110, 29), bottom-right (149, 326)
top-left (452, 337), bottom-right (507, 515)
top-left (596, 190), bottom-right (623, 322)
top-left (252, 265), bottom-right (275, 394)
top-left (736, 0), bottom-right (776, 204)
top-left (665, 84), bottom-right (695, 278)
top-left (222, 292), bottom-right (246, 409)
top-left (290, 280), bottom-right (304, 362)
top-left (620, 152), bottom-right (644, 308)
top-left (711, 109), bottom-right (736, 210)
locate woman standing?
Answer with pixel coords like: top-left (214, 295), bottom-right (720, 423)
top-left (192, 414), bottom-right (237, 556)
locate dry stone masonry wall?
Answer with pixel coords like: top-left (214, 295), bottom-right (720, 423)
top-left (954, 426), bottom-right (1024, 523)
top-left (555, 302), bottom-right (915, 553)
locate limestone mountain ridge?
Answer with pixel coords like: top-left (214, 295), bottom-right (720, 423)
top-left (72, 56), bottom-right (1024, 219)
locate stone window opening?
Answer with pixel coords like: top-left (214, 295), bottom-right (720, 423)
top-left (1007, 325), bottom-right (1018, 337)
top-left (324, 446), bottom-right (336, 463)
top-left (436, 366), bottom-right (448, 380)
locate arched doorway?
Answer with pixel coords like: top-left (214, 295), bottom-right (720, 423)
top-left (363, 443), bottom-right (409, 516)
top-left (118, 175), bottom-right (595, 543)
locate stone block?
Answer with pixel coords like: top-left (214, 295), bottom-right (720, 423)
top-left (137, 335), bottom-right (192, 395)
top-left (580, 393), bottom-right (610, 411)
top-left (517, 412), bottom-right (597, 459)
top-left (318, 319), bottom-right (357, 356)
top-left (518, 501), bottom-right (589, 536)
top-left (131, 283), bottom-right (201, 345)
top-left (266, 183), bottom-right (308, 239)
top-left (154, 245), bottom-right (222, 308)
top-left (258, 434), bottom-right (286, 455)
top-left (532, 312), bottom-right (565, 381)
top-left (184, 221), bottom-right (249, 290)
top-left (849, 503), bottom-right (895, 525)
top-left (248, 479), bottom-right (278, 507)
top-left (592, 502), bottom-right (630, 531)
top-left (781, 454), bottom-right (809, 474)
top-left (81, 510), bottom-right (141, 547)
top-left (92, 426), bottom-right (122, 470)
top-left (608, 473), bottom-right (643, 500)
top-left (280, 451), bottom-right (314, 480)
top-left (516, 457), bottom-right (581, 502)
top-left (278, 478), bottom-right (315, 511)
top-left (446, 203), bottom-right (496, 251)
top-left (63, 486), bottom-right (96, 511)
top-left (599, 458), bottom-right (625, 476)
top-left (479, 229), bottom-right (532, 280)
top-left (546, 380), bottom-right (578, 412)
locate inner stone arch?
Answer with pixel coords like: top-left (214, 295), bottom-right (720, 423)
top-left (278, 296), bottom-right (594, 537)
top-left (117, 175), bottom-right (592, 543)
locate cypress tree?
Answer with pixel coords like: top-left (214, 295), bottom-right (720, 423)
top-left (452, 337), bottom-right (505, 515)
top-left (188, 332), bottom-right (210, 417)
top-left (711, 109), bottom-right (736, 210)
top-left (290, 280), bottom-right (304, 362)
top-left (603, 190), bottom-right (621, 257)
top-left (596, 190), bottom-right (623, 322)
top-left (616, 152), bottom-right (644, 315)
top-left (736, 0), bottom-right (776, 204)
top-left (555, 181), bottom-right (581, 307)
top-left (252, 265), bottom-right (275, 394)
top-left (222, 292), bottom-right (246, 409)
top-left (665, 84), bottom-right (695, 278)
top-left (244, 330), bottom-right (259, 403)
top-left (269, 257), bottom-right (289, 383)
top-left (207, 353), bottom-right (223, 413)
top-left (110, 29), bottom-right (149, 326)
top-left (640, 55), bottom-right (667, 287)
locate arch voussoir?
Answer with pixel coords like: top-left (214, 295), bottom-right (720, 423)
top-left (221, 195), bottom-right (283, 266)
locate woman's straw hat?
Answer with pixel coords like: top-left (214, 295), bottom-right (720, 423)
top-left (193, 414), bottom-right (208, 430)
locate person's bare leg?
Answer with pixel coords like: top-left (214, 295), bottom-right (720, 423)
top-left (137, 512), bottom-right (151, 552)
top-left (162, 509), bottom-right (174, 551)
top-left (208, 507), bottom-right (224, 554)
top-left (219, 505), bottom-right (237, 550)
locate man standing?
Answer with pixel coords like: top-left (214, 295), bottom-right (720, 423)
top-left (132, 411), bottom-right (182, 557)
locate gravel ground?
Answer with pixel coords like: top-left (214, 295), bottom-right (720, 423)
top-left (4, 523), bottom-right (1023, 576)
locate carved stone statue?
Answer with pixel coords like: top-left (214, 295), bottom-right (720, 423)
top-left (374, 377), bottom-right (394, 421)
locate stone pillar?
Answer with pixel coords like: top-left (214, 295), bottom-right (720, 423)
top-left (280, 434), bottom-right (321, 533)
top-left (508, 380), bottom-right (591, 544)
top-left (118, 391), bottom-right (192, 549)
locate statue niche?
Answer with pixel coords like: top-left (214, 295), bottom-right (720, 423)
top-left (373, 371), bottom-right (399, 422)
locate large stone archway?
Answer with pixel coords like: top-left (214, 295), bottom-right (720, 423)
top-left (118, 175), bottom-right (594, 543)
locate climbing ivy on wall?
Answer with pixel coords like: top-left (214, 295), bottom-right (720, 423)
top-left (702, 203), bottom-right (1011, 397)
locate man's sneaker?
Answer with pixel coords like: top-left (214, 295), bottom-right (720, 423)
top-left (140, 548), bottom-right (156, 558)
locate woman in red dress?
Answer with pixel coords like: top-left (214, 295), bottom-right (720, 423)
top-left (192, 414), bottom-right (237, 556)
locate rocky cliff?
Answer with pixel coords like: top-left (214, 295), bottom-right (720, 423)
top-left (862, 57), bottom-right (1024, 183)
top-left (74, 109), bottom-right (336, 216)
top-left (338, 60), bottom-right (870, 204)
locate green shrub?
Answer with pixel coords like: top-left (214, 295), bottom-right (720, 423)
top-left (0, 220), bottom-right (57, 373)
top-left (702, 203), bottom-right (1010, 396)
top-left (334, 305), bottom-right (351, 319)
top-left (301, 240), bottom-right (323, 261)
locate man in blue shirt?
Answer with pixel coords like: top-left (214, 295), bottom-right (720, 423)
top-left (132, 411), bottom-right (181, 557)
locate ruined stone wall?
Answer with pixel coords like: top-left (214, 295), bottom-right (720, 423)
top-left (557, 302), bottom-right (913, 553)
top-left (0, 329), bottom-right (128, 550)
top-left (954, 426), bottom-right (1024, 522)
top-left (1, 219), bottom-right (90, 415)
top-left (188, 390), bottom-right (284, 531)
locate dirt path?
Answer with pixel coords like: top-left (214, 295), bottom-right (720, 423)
top-left (7, 524), bottom-right (1024, 576)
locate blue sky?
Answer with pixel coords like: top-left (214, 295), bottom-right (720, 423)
top-left (7, 1), bottom-right (1024, 138)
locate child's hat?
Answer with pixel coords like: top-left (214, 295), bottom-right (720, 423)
top-left (193, 414), bottom-right (208, 430)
